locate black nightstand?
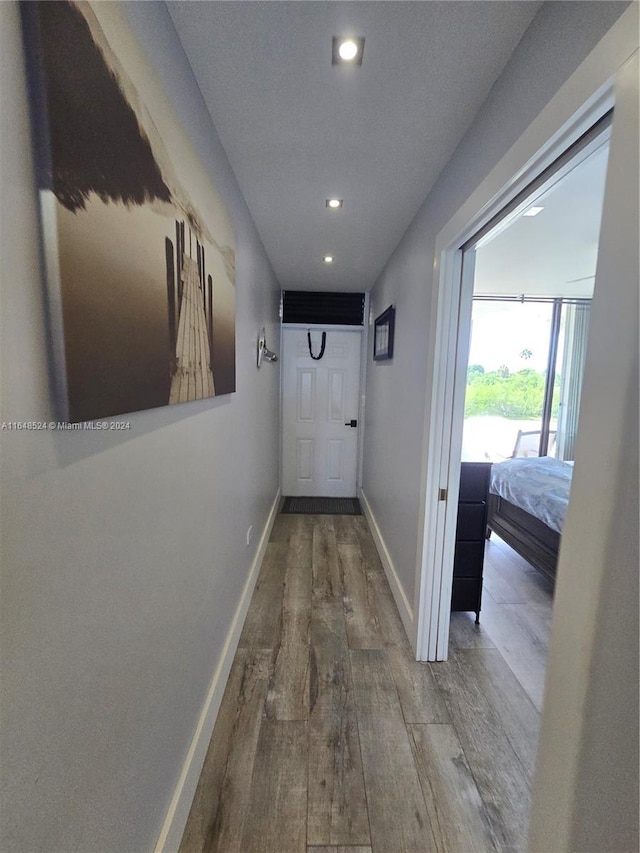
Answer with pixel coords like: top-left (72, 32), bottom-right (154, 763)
top-left (451, 462), bottom-right (492, 623)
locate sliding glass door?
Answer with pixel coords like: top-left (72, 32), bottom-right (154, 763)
top-left (461, 296), bottom-right (591, 462)
top-left (462, 299), bottom-right (552, 460)
top-left (554, 301), bottom-right (591, 460)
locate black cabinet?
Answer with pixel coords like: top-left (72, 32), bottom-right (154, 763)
top-left (451, 462), bottom-right (491, 623)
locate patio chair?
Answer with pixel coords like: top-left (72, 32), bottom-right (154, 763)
top-left (511, 429), bottom-right (557, 458)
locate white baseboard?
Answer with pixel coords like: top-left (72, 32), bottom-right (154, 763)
top-left (359, 489), bottom-right (415, 646)
top-left (154, 488), bottom-right (281, 853)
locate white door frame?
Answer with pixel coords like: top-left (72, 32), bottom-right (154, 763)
top-left (414, 6), bottom-right (639, 661)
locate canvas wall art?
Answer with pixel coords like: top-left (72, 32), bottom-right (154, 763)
top-left (22, 1), bottom-right (236, 423)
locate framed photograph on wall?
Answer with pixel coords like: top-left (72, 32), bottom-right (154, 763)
top-left (21, 0), bottom-right (237, 423)
top-left (373, 305), bottom-right (395, 361)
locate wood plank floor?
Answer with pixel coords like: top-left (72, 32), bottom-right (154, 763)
top-left (180, 516), bottom-right (553, 853)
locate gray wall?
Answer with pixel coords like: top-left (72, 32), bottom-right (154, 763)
top-left (0, 3), bottom-right (280, 852)
top-left (362, 0), bottom-right (630, 609)
top-left (530, 46), bottom-right (638, 852)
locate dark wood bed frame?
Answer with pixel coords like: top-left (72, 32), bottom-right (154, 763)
top-left (486, 493), bottom-right (560, 583)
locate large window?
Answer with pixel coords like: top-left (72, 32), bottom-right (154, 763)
top-left (462, 297), bottom-right (590, 461)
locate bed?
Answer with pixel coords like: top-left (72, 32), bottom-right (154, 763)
top-left (486, 456), bottom-right (573, 582)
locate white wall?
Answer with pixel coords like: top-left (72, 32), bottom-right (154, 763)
top-left (0, 3), bottom-right (281, 852)
top-left (362, 0), bottom-right (630, 632)
top-left (529, 49), bottom-right (638, 853)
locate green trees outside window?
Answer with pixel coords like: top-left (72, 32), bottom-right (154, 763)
top-left (465, 365), bottom-right (560, 420)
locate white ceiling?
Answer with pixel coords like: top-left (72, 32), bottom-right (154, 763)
top-left (167, 1), bottom-right (542, 292)
top-left (474, 142), bottom-right (610, 298)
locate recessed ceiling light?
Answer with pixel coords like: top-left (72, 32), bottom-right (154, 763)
top-left (339, 40), bottom-right (358, 61)
top-left (323, 255), bottom-right (334, 264)
top-left (326, 199), bottom-right (343, 209)
top-left (332, 36), bottom-right (365, 66)
top-left (523, 206), bottom-right (544, 217)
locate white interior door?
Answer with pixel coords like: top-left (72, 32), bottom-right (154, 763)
top-left (282, 328), bottom-right (362, 497)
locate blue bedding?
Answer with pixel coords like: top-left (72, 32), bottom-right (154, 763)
top-left (490, 456), bottom-right (573, 534)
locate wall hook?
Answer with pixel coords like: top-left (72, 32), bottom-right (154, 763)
top-left (257, 326), bottom-right (278, 367)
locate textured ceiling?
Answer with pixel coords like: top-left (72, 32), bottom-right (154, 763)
top-left (168, 1), bottom-right (542, 291)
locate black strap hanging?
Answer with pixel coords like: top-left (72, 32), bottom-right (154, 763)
top-left (307, 330), bottom-right (326, 360)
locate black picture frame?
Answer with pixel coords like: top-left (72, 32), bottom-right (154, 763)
top-left (373, 305), bottom-right (395, 361)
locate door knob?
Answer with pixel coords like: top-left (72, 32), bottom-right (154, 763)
top-left (344, 419), bottom-right (358, 428)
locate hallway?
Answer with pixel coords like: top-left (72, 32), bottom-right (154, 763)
top-left (180, 513), bottom-right (547, 853)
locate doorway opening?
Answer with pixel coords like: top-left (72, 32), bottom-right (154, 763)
top-left (448, 131), bottom-right (609, 705)
top-left (417, 105), bottom-right (614, 665)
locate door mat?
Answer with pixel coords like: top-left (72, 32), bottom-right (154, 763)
top-left (281, 496), bottom-right (361, 515)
